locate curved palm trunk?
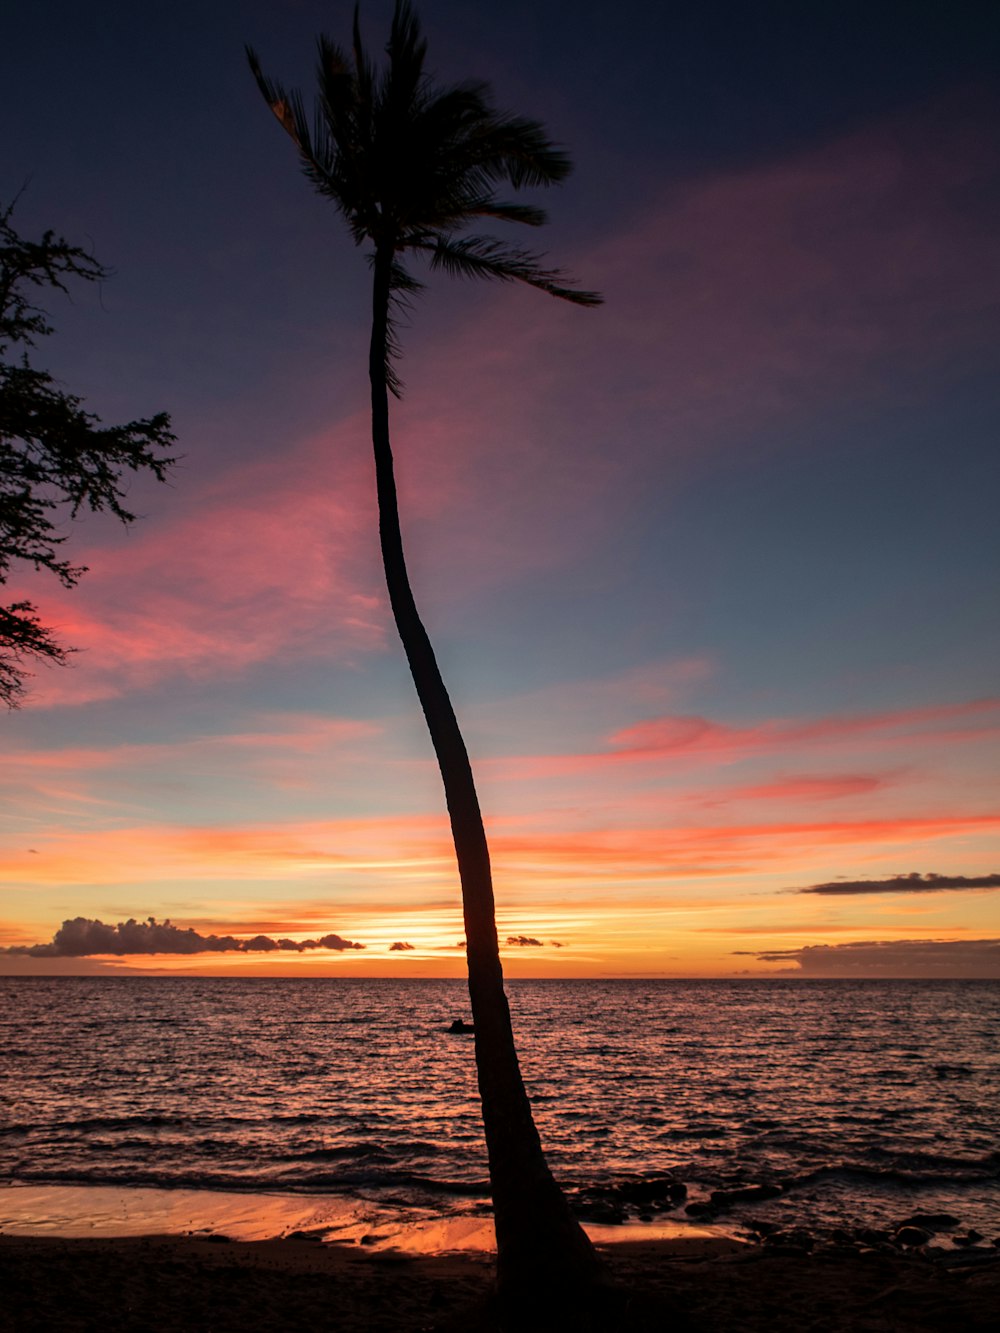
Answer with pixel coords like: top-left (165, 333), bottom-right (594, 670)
top-left (369, 247), bottom-right (604, 1318)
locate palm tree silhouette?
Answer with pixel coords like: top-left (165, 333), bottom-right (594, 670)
top-left (249, 3), bottom-right (604, 1319)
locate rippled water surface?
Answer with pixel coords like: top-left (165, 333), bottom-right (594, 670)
top-left (2, 978), bottom-right (997, 1236)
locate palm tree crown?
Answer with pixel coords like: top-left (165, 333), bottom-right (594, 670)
top-left (248, 1), bottom-right (600, 390)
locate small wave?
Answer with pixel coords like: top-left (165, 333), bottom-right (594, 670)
top-left (43, 1114), bottom-right (188, 1133)
top-left (4, 1161), bottom-right (491, 1201)
top-left (403, 1173), bottom-right (492, 1196)
top-left (5, 1166), bottom-right (276, 1192)
top-left (782, 1156), bottom-right (1000, 1193)
top-left (284, 1143), bottom-right (398, 1164)
top-left (660, 1124), bottom-right (729, 1140)
top-left (285, 1138), bottom-right (448, 1164)
top-left (863, 1147), bottom-right (1000, 1175)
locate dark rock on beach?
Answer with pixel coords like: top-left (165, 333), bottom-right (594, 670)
top-left (763, 1228), bottom-right (815, 1256)
top-left (952, 1230), bottom-right (986, 1248)
top-left (895, 1226), bottom-right (933, 1248)
top-left (617, 1175), bottom-right (686, 1207)
top-left (898, 1213), bottom-right (961, 1233)
top-left (856, 1228), bottom-right (892, 1247)
top-left (572, 1174), bottom-right (686, 1224)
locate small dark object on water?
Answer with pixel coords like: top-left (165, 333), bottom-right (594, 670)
top-left (447, 1019), bottom-right (474, 1034)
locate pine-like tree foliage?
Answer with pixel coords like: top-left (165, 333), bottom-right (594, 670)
top-left (0, 201), bottom-right (175, 706)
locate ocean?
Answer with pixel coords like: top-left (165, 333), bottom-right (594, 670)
top-left (2, 977), bottom-right (998, 1242)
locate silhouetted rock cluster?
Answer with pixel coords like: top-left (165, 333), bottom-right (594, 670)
top-left (568, 1171), bottom-right (1000, 1274)
top-left (736, 1213), bottom-right (1000, 1267)
top-left (570, 1174), bottom-right (686, 1224)
top-left (685, 1177), bottom-right (786, 1219)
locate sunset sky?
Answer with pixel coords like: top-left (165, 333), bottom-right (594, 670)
top-left (2, 0), bottom-right (998, 978)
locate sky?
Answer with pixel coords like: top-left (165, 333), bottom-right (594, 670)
top-left (2, 0), bottom-right (999, 978)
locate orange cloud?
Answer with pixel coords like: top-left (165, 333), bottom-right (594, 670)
top-left (700, 775), bottom-right (890, 803)
top-left (3, 714), bottom-right (378, 776)
top-left (3, 810), bottom-right (996, 899)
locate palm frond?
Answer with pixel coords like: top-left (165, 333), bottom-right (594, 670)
top-left (351, 5), bottom-right (376, 137)
top-left (246, 48), bottom-right (305, 150)
top-left (462, 111), bottom-right (575, 190)
top-left (386, 0), bottom-right (427, 107)
top-left (453, 199), bottom-right (548, 227)
top-left (418, 234), bottom-right (602, 306)
top-left (248, 46), bottom-right (342, 207)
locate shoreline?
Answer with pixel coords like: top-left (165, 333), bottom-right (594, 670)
top-left (2, 1185), bottom-right (998, 1330)
top-left (0, 1181), bottom-right (739, 1253)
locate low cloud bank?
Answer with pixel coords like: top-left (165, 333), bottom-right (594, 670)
top-left (798, 871), bottom-right (1000, 896)
top-left (3, 917), bottom-right (365, 957)
top-left (737, 937), bottom-right (1000, 978)
top-left (389, 941), bottom-right (414, 951)
top-left (439, 936), bottom-right (565, 951)
top-left (505, 936), bottom-right (565, 948)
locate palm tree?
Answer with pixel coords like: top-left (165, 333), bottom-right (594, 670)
top-left (249, 4), bottom-right (605, 1321)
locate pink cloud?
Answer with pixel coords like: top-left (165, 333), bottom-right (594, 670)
top-left (3, 714), bottom-right (377, 773)
top-left (481, 698), bottom-right (1000, 781)
top-left (383, 92), bottom-right (1000, 594)
top-left (11, 418), bottom-right (390, 707)
top-left (571, 93), bottom-right (1000, 433)
top-left (0, 714), bottom-right (384, 818)
top-left (713, 775), bottom-right (890, 803)
top-left (610, 698), bottom-right (1000, 758)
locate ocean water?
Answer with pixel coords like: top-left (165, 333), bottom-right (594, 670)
top-left (1, 978), bottom-right (998, 1240)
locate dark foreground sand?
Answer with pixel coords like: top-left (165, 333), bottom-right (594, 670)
top-left (1, 1232), bottom-right (997, 1332)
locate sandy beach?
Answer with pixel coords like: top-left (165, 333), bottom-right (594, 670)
top-left (1, 1186), bottom-right (998, 1331)
top-left (3, 1229), bottom-right (999, 1332)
